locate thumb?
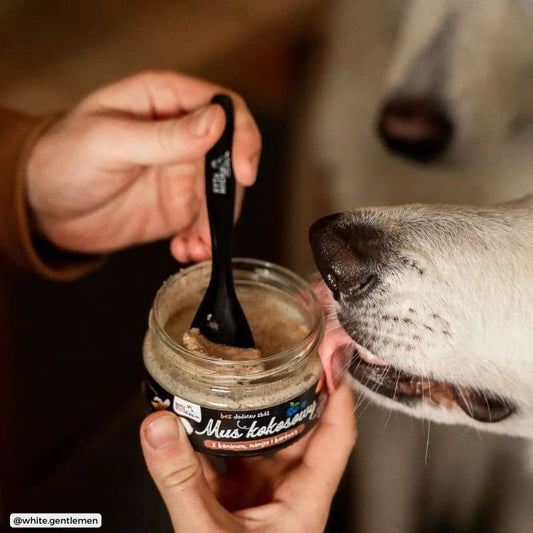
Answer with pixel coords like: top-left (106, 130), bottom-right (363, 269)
top-left (140, 412), bottom-right (231, 532)
top-left (110, 103), bottom-right (225, 166)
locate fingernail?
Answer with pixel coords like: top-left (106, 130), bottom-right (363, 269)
top-left (145, 415), bottom-right (182, 449)
top-left (190, 105), bottom-right (217, 137)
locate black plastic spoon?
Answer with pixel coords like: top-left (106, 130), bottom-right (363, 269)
top-left (190, 94), bottom-right (255, 348)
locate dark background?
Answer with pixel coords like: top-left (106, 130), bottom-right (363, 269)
top-left (2, 2), bottom-right (355, 531)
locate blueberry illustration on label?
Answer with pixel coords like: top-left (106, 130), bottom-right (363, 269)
top-left (286, 401), bottom-right (301, 417)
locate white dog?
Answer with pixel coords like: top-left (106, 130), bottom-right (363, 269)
top-left (310, 195), bottom-right (533, 438)
top-left (285, 1), bottom-right (533, 530)
top-left (377, 0), bottom-right (533, 164)
top-left (285, 0), bottom-right (533, 275)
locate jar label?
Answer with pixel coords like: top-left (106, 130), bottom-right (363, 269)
top-left (144, 371), bottom-right (327, 456)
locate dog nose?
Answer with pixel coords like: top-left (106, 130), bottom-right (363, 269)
top-left (377, 96), bottom-right (453, 163)
top-left (309, 214), bottom-right (379, 302)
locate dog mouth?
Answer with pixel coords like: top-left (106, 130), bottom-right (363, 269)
top-left (317, 310), bottom-right (515, 424)
top-left (350, 347), bottom-right (515, 423)
top-left (309, 215), bottom-right (518, 425)
top-left (312, 276), bottom-right (516, 424)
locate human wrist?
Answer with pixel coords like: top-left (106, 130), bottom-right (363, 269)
top-left (20, 112), bottom-right (105, 279)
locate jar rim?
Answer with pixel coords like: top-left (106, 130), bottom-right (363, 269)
top-left (150, 257), bottom-right (324, 373)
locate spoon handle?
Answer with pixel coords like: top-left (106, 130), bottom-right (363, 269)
top-left (191, 94), bottom-right (255, 348)
top-left (206, 94), bottom-right (236, 284)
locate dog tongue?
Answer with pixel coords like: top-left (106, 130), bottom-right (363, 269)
top-left (319, 324), bottom-right (355, 392)
top-left (311, 279), bottom-right (354, 391)
top-left (312, 278), bottom-right (388, 390)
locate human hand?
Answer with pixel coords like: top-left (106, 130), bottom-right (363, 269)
top-left (26, 71), bottom-right (261, 263)
top-left (140, 381), bottom-right (356, 533)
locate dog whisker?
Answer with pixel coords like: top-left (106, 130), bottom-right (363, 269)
top-left (356, 366), bottom-right (392, 415)
top-left (424, 419), bottom-right (431, 467)
top-left (384, 407), bottom-right (394, 429)
top-left (480, 389), bottom-right (497, 424)
top-left (384, 372), bottom-right (403, 428)
top-left (424, 380), bottom-right (433, 466)
top-left (456, 387), bottom-right (475, 418)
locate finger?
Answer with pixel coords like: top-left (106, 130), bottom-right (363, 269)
top-left (93, 104), bottom-right (226, 166)
top-left (275, 381), bottom-right (356, 526)
top-left (170, 233), bottom-right (211, 264)
top-left (80, 70), bottom-right (234, 117)
top-left (80, 71), bottom-right (261, 185)
top-left (301, 380), bottom-right (356, 487)
top-left (188, 235), bottom-right (211, 263)
top-left (170, 235), bottom-right (191, 264)
top-left (140, 412), bottom-right (234, 532)
top-left (268, 427), bottom-right (314, 463)
top-left (231, 116), bottom-right (261, 187)
top-left (234, 183), bottom-right (246, 223)
top-left (197, 453), bottom-right (219, 486)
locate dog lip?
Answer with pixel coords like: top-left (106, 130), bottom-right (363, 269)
top-left (317, 267), bottom-right (378, 303)
top-left (350, 350), bottom-right (516, 423)
top-left (343, 274), bottom-right (377, 302)
top-left (451, 386), bottom-right (516, 423)
top-left (350, 349), bottom-right (425, 403)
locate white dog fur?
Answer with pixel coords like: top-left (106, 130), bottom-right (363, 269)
top-left (285, 0), bottom-right (533, 275)
top-left (317, 196), bottom-right (533, 438)
top-left (285, 1), bottom-right (533, 530)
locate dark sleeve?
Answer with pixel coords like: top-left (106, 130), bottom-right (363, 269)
top-left (0, 108), bottom-right (105, 280)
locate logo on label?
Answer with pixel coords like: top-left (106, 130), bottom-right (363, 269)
top-left (173, 397), bottom-right (202, 423)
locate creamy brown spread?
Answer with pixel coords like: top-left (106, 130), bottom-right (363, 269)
top-left (182, 328), bottom-right (262, 361)
top-left (165, 286), bottom-right (310, 360)
top-left (144, 263), bottom-right (324, 411)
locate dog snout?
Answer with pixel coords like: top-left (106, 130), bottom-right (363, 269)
top-left (377, 96), bottom-right (454, 163)
top-left (309, 214), bottom-right (380, 302)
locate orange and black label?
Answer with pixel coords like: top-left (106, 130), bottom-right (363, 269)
top-left (144, 371), bottom-right (327, 457)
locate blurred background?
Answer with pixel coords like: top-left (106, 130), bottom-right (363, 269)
top-left (2, 1), bottom-right (532, 532)
top-left (1, 1), bottom-right (334, 531)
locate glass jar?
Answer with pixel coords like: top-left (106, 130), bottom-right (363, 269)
top-left (143, 258), bottom-right (326, 457)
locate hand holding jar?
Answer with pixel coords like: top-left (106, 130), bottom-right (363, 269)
top-left (140, 244), bottom-right (357, 531)
top-left (140, 380), bottom-right (356, 533)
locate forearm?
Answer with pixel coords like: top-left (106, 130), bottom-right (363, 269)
top-left (0, 108), bottom-right (103, 280)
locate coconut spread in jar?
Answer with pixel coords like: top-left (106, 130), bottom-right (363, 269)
top-left (143, 259), bottom-right (326, 456)
top-left (169, 287), bottom-right (310, 358)
top-left (182, 328), bottom-right (262, 361)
